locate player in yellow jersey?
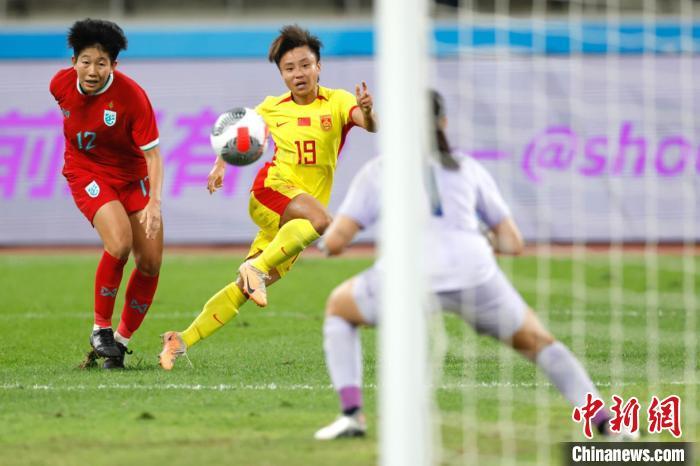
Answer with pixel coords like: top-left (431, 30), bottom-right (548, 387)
top-left (158, 25), bottom-right (376, 369)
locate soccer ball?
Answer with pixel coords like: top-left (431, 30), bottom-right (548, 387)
top-left (210, 107), bottom-right (269, 166)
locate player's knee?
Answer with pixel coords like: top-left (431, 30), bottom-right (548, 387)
top-left (325, 281), bottom-right (368, 326)
top-left (138, 260), bottom-right (161, 276)
top-left (325, 286), bottom-right (344, 317)
top-left (325, 283), bottom-right (355, 319)
top-left (104, 238), bottom-right (132, 260)
top-left (531, 331), bottom-right (555, 355)
top-left (135, 256), bottom-right (161, 276)
top-left (511, 326), bottom-right (555, 359)
top-left (310, 213), bottom-right (332, 235)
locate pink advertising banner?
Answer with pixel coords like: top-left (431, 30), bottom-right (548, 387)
top-left (1, 57), bottom-right (698, 244)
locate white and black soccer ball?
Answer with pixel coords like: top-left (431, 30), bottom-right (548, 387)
top-left (210, 107), bottom-right (269, 166)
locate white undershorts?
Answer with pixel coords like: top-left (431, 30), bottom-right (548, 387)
top-left (352, 266), bottom-right (527, 340)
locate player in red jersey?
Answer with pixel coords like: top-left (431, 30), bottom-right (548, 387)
top-left (50, 19), bottom-right (163, 369)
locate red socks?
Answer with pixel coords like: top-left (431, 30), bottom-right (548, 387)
top-left (94, 251), bottom-right (127, 328)
top-left (117, 269), bottom-right (159, 338)
top-left (94, 250), bottom-right (159, 339)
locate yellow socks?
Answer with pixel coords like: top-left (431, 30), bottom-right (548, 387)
top-left (251, 218), bottom-right (320, 274)
top-left (181, 283), bottom-right (247, 347)
top-left (179, 219), bottom-right (320, 348)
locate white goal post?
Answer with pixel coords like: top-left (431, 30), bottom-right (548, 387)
top-left (377, 0), bottom-right (431, 465)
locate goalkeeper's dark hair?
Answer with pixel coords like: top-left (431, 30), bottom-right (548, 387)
top-left (68, 18), bottom-right (127, 62)
top-left (432, 90), bottom-right (460, 171)
top-left (268, 25), bottom-right (322, 67)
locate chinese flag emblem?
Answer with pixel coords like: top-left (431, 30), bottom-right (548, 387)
top-left (297, 117), bottom-right (311, 126)
top-left (320, 114), bottom-right (332, 131)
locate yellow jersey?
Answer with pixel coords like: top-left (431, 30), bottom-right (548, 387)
top-left (253, 85), bottom-right (358, 206)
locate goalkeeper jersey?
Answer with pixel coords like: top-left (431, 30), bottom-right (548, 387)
top-left (338, 155), bottom-right (512, 291)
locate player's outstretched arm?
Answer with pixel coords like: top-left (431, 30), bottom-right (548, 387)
top-left (319, 215), bottom-right (361, 256)
top-left (352, 81), bottom-right (377, 133)
top-left (490, 217), bottom-right (524, 255)
top-left (207, 156), bottom-right (227, 194)
top-left (141, 146), bottom-right (163, 240)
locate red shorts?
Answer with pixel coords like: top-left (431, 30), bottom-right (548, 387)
top-left (65, 168), bottom-right (150, 224)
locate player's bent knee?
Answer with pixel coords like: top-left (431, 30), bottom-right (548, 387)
top-left (325, 286), bottom-right (344, 317)
top-left (510, 308), bottom-right (554, 354)
top-left (325, 282), bottom-right (354, 316)
top-left (511, 326), bottom-right (555, 359)
top-left (310, 213), bottom-right (332, 236)
top-left (104, 239), bottom-right (132, 260)
top-left (136, 258), bottom-right (161, 276)
top-left (324, 280), bottom-right (367, 326)
top-left (528, 332), bottom-right (555, 355)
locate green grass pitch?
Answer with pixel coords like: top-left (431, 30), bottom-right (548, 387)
top-left (0, 252), bottom-right (697, 465)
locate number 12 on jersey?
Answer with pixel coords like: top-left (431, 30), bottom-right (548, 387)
top-left (295, 140), bottom-right (317, 165)
top-left (76, 131), bottom-right (96, 151)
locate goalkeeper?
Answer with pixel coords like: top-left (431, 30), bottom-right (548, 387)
top-left (313, 90), bottom-right (620, 440)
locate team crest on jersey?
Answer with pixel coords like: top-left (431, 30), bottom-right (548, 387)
top-left (85, 181), bottom-right (100, 198)
top-left (103, 109), bottom-right (117, 127)
top-left (320, 114), bottom-right (332, 131)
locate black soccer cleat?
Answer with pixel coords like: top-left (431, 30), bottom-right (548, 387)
top-left (103, 342), bottom-right (132, 369)
top-left (89, 328), bottom-right (121, 359)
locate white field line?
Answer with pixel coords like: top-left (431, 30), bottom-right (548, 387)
top-left (0, 304), bottom-right (687, 321)
top-left (1, 380), bottom-right (695, 392)
top-left (0, 382), bottom-right (327, 391)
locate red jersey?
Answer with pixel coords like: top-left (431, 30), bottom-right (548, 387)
top-left (50, 67), bottom-right (159, 183)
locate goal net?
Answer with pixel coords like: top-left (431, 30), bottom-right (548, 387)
top-left (380, 1), bottom-right (698, 464)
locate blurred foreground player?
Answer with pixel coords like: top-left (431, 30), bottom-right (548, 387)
top-left (50, 19), bottom-right (163, 369)
top-left (313, 90), bottom-right (624, 440)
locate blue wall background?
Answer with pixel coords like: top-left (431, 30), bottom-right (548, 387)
top-left (2, 21), bottom-right (700, 59)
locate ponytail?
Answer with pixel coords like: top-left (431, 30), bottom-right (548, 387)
top-left (431, 90), bottom-right (460, 171)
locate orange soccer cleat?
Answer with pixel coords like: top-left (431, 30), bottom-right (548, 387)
top-left (238, 260), bottom-right (269, 307)
top-left (158, 331), bottom-right (188, 370)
